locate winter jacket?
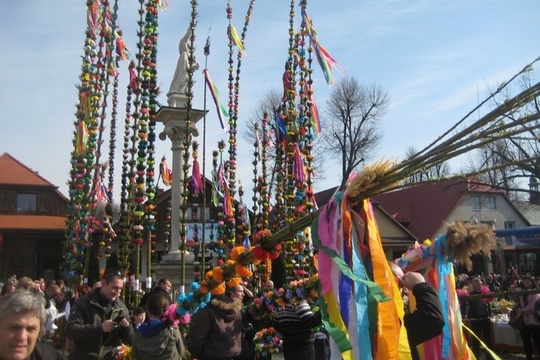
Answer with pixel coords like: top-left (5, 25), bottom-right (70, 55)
top-left (66, 288), bottom-right (132, 360)
top-left (518, 292), bottom-right (540, 327)
top-left (131, 319), bottom-right (185, 360)
top-left (464, 290), bottom-right (491, 319)
top-left (187, 295), bottom-right (243, 360)
top-left (404, 282), bottom-right (445, 347)
top-left (30, 342), bottom-right (66, 360)
top-left (139, 286), bottom-right (172, 310)
top-left (234, 308), bottom-right (256, 360)
top-left (273, 300), bottom-right (321, 345)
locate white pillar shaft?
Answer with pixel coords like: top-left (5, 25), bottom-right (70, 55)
top-left (169, 138), bottom-right (184, 254)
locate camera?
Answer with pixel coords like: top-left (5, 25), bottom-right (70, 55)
top-left (114, 314), bottom-right (125, 323)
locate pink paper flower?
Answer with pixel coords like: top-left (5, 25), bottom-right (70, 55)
top-left (163, 304), bottom-right (180, 327)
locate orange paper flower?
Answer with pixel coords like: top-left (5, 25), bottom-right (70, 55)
top-left (227, 276), bottom-right (242, 288)
top-left (199, 283), bottom-right (209, 294)
top-left (230, 246), bottom-right (245, 260)
top-left (211, 282), bottom-right (226, 295)
top-left (235, 264), bottom-right (253, 277)
top-left (212, 266), bottom-right (224, 283)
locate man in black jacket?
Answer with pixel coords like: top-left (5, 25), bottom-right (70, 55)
top-left (66, 269), bottom-right (132, 360)
top-left (139, 277), bottom-right (172, 310)
top-left (390, 263), bottom-right (445, 360)
top-left (400, 272), bottom-right (445, 355)
top-left (463, 277), bottom-right (493, 359)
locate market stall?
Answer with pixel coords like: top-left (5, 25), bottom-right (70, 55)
top-left (491, 317), bottom-right (523, 353)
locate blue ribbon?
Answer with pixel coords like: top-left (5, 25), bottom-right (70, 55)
top-left (435, 235), bottom-right (452, 359)
top-left (352, 224), bottom-right (373, 360)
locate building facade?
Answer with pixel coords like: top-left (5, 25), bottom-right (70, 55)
top-left (0, 153), bottom-right (67, 282)
top-left (373, 178), bottom-right (535, 276)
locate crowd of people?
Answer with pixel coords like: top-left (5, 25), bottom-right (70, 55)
top-left (456, 269), bottom-right (540, 360)
top-left (0, 266), bottom-right (538, 360)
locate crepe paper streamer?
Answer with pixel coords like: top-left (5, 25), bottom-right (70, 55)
top-left (76, 121), bottom-right (89, 156)
top-left (301, 7), bottom-right (345, 85)
top-left (238, 201), bottom-right (251, 238)
top-left (211, 171), bottom-right (219, 207)
top-left (313, 38), bottom-right (346, 86)
top-left (129, 62), bottom-right (139, 90)
top-left (211, 164), bottom-right (226, 208)
top-left (462, 324), bottom-right (499, 360)
top-left (115, 31), bottom-right (130, 60)
top-left (191, 158), bottom-right (203, 194)
top-left (293, 144), bottom-right (307, 182)
top-left (301, 8), bottom-right (317, 37)
top-left (314, 212), bottom-right (353, 358)
top-left (351, 211), bottom-right (373, 360)
top-left (159, 157), bottom-right (172, 186)
top-left (396, 236), bottom-right (475, 359)
top-left (281, 63), bottom-right (293, 101)
top-left (310, 95), bottom-right (321, 134)
top-left (87, 2), bottom-right (99, 37)
top-left (274, 112), bottom-right (287, 143)
top-left (227, 24), bottom-right (246, 55)
top-left (360, 199), bottom-right (401, 359)
top-left (314, 200), bottom-right (391, 360)
top-left (94, 175), bottom-right (111, 203)
top-left (203, 69), bottom-right (229, 131)
top-left (323, 292), bottom-right (354, 360)
top-left (340, 193), bottom-right (354, 326)
top-left (157, 0), bottom-right (169, 10)
top-left (223, 183), bottom-right (233, 217)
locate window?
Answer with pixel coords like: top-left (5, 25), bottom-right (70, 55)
top-left (471, 195), bottom-right (481, 210)
top-left (480, 220), bottom-right (493, 228)
top-left (17, 193), bottom-right (37, 212)
top-left (186, 207), bottom-right (212, 221)
top-left (519, 253), bottom-right (537, 274)
top-left (486, 196), bottom-right (497, 210)
top-left (504, 221), bottom-right (516, 229)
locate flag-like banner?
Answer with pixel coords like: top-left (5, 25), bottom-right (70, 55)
top-left (227, 24), bottom-right (246, 55)
top-left (203, 69), bottom-right (229, 131)
top-left (160, 157), bottom-right (172, 186)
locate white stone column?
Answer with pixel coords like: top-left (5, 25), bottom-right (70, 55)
top-left (156, 106), bottom-right (205, 255)
top-left (169, 131), bottom-right (184, 257)
top-left (156, 105), bottom-right (205, 288)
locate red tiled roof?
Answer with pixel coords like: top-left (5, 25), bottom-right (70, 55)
top-left (372, 178), bottom-right (499, 241)
top-left (0, 214), bottom-right (66, 231)
top-left (0, 153), bottom-right (55, 187)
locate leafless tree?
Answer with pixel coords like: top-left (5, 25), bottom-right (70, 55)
top-left (241, 89), bottom-right (326, 202)
top-left (465, 70), bottom-right (540, 202)
top-left (403, 146), bottom-right (451, 184)
top-left (320, 76), bottom-right (389, 188)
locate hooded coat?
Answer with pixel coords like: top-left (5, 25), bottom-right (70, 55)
top-left (187, 295), bottom-right (243, 360)
top-left (131, 319), bottom-right (185, 360)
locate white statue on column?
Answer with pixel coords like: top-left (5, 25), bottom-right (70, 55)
top-left (167, 26), bottom-right (199, 107)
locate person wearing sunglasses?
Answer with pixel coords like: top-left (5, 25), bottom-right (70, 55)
top-left (66, 269), bottom-right (133, 360)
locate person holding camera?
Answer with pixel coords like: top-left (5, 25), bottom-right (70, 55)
top-left (66, 269), bottom-right (133, 360)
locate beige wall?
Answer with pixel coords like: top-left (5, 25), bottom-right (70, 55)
top-left (435, 193), bottom-right (529, 238)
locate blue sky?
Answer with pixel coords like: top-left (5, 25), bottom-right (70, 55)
top-left (1, 1), bottom-right (539, 201)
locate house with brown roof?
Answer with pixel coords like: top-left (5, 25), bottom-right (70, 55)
top-left (372, 178), bottom-right (535, 275)
top-left (0, 153), bottom-right (67, 282)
